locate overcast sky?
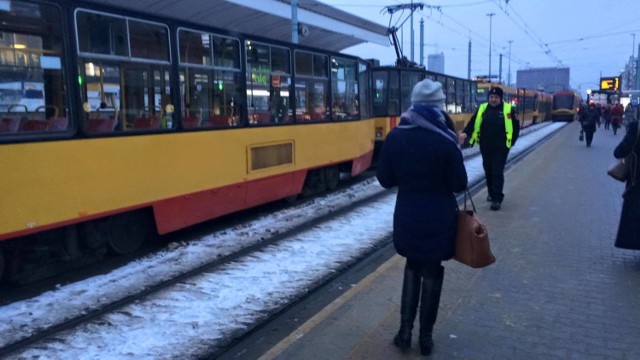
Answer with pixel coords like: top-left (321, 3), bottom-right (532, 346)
top-left (322, 0), bottom-right (640, 96)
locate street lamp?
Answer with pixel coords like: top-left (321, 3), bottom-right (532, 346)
top-left (487, 13), bottom-right (495, 80)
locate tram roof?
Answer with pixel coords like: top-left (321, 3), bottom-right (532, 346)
top-left (82, 0), bottom-right (390, 52)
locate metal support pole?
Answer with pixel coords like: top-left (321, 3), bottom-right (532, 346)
top-left (508, 40), bottom-right (513, 86)
top-left (468, 40), bottom-right (471, 79)
top-left (410, 0), bottom-right (414, 62)
top-left (291, 0), bottom-right (298, 44)
top-left (487, 13), bottom-right (495, 79)
top-left (499, 54), bottom-right (503, 84)
top-left (637, 44), bottom-right (640, 89)
top-left (420, 18), bottom-right (424, 66)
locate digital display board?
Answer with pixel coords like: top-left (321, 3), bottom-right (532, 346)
top-left (600, 76), bottom-right (620, 92)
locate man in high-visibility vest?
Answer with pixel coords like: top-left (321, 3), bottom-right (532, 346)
top-left (462, 86), bottom-right (520, 211)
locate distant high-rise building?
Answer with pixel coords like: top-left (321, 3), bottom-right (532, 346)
top-left (427, 52), bottom-right (444, 74)
top-left (516, 67), bottom-right (570, 93)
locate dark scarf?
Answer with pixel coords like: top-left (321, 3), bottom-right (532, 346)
top-left (398, 104), bottom-right (459, 146)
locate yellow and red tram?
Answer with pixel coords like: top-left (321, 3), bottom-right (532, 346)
top-left (0, 1), bottom-right (375, 283)
top-left (551, 90), bottom-right (582, 122)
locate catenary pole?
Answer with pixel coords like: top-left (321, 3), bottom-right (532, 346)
top-left (487, 13), bottom-right (495, 80)
top-left (291, 0), bottom-right (298, 44)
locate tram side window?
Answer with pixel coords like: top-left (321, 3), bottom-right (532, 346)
top-left (358, 62), bottom-right (370, 120)
top-left (444, 78), bottom-right (456, 114)
top-left (179, 30), bottom-right (243, 129)
top-left (213, 36), bottom-right (240, 69)
top-left (331, 57), bottom-right (359, 121)
top-left (387, 70), bottom-right (399, 116)
top-left (372, 71), bottom-right (388, 117)
top-left (180, 70), bottom-right (243, 128)
top-left (294, 51), bottom-right (329, 122)
top-left (79, 62), bottom-right (122, 134)
top-left (469, 83), bottom-right (478, 113)
top-left (0, 2), bottom-right (69, 136)
top-left (76, 12), bottom-right (128, 56)
top-left (400, 71), bottom-right (422, 114)
top-left (129, 20), bottom-right (169, 62)
top-left (246, 41), bottom-right (292, 125)
top-left (76, 10), bottom-right (174, 134)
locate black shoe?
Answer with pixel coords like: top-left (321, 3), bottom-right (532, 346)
top-left (419, 336), bottom-right (434, 356)
top-left (486, 195), bottom-right (493, 202)
top-left (490, 201), bottom-right (501, 211)
top-left (393, 331), bottom-right (412, 349)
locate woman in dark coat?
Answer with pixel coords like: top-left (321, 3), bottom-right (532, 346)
top-left (376, 79), bottom-right (468, 356)
top-left (613, 120), bottom-right (640, 249)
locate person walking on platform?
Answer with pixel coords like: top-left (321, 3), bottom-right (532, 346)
top-left (623, 103), bottom-right (636, 131)
top-left (463, 86), bottom-right (519, 211)
top-left (376, 79), bottom-right (468, 356)
top-left (602, 104), bottom-right (611, 130)
top-left (613, 120), bottom-right (640, 250)
top-left (611, 103), bottom-right (624, 136)
top-left (581, 102), bottom-right (599, 145)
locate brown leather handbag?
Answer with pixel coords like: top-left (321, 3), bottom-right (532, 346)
top-left (607, 123), bottom-right (640, 183)
top-left (454, 190), bottom-right (496, 268)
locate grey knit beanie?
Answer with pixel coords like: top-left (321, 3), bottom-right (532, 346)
top-left (411, 79), bottom-right (446, 106)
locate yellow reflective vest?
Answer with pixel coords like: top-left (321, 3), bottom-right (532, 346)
top-left (468, 102), bottom-right (514, 148)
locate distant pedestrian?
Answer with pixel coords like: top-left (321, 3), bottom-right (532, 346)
top-left (611, 103), bottom-right (624, 136)
top-left (581, 103), bottom-right (599, 146)
top-left (463, 86), bottom-right (520, 211)
top-left (613, 120), bottom-right (640, 250)
top-left (624, 103), bottom-right (636, 131)
top-left (602, 105), bottom-right (611, 130)
top-left (376, 78), bottom-right (468, 356)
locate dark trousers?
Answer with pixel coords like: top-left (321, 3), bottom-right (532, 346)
top-left (585, 130), bottom-right (595, 146)
top-left (480, 146), bottom-right (509, 203)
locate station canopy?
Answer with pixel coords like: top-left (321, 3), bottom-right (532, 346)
top-left (83, 0), bottom-right (390, 52)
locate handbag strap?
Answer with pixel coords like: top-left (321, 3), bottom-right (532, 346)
top-left (458, 188), bottom-right (477, 213)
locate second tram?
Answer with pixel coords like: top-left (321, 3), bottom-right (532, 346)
top-left (551, 90), bottom-right (582, 122)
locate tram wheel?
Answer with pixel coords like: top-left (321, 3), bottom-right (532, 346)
top-left (108, 211), bottom-right (152, 255)
top-left (325, 166), bottom-right (340, 190)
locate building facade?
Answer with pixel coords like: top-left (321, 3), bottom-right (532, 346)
top-left (427, 52), bottom-right (444, 74)
top-left (516, 67), bottom-right (570, 93)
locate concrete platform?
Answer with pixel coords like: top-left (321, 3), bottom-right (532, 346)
top-left (254, 122), bottom-right (640, 359)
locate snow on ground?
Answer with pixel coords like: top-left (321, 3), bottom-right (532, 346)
top-left (0, 122), bottom-right (566, 359)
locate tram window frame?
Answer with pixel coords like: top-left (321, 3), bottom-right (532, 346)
top-left (179, 29), bottom-right (212, 66)
top-left (75, 9), bottom-right (171, 65)
top-left (372, 70), bottom-right (388, 117)
top-left (400, 71), bottom-right (422, 114)
top-left (76, 9), bottom-right (174, 134)
top-left (331, 57), bottom-right (360, 121)
top-left (129, 19), bottom-right (170, 62)
top-left (294, 50), bottom-right (329, 123)
top-left (245, 40), bottom-right (293, 125)
top-left (177, 28), bottom-right (243, 129)
top-left (357, 61), bottom-right (370, 119)
top-left (0, 1), bottom-right (71, 140)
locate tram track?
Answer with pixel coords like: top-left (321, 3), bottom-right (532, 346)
top-left (0, 177), bottom-right (391, 358)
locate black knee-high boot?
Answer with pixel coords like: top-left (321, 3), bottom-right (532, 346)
top-left (419, 265), bottom-right (444, 356)
top-left (394, 262), bottom-right (421, 349)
